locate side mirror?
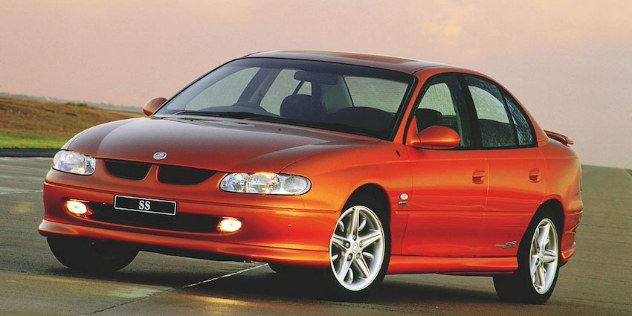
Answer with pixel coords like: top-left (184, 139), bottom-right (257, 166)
top-left (408, 125), bottom-right (460, 150)
top-left (143, 97), bottom-right (167, 116)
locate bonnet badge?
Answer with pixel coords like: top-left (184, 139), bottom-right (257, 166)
top-left (153, 152), bottom-right (167, 160)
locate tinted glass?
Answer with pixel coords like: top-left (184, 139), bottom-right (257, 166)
top-left (185, 68), bottom-right (259, 110)
top-left (416, 75), bottom-right (472, 148)
top-left (504, 92), bottom-right (535, 146)
top-left (157, 58), bottom-right (414, 140)
top-left (259, 69), bottom-right (311, 115)
top-left (466, 76), bottom-right (517, 148)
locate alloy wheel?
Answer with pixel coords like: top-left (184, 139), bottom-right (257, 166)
top-left (329, 205), bottom-right (385, 291)
top-left (529, 218), bottom-right (559, 294)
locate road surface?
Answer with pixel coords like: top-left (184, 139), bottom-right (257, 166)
top-left (0, 158), bottom-right (630, 315)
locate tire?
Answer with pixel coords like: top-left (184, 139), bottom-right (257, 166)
top-left (493, 211), bottom-right (561, 304)
top-left (324, 196), bottom-right (390, 301)
top-left (47, 237), bottom-right (138, 273)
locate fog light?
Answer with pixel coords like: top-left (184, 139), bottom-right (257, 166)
top-left (218, 218), bottom-right (242, 233)
top-left (65, 200), bottom-right (90, 216)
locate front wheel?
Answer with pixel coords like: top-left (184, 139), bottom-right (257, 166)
top-left (324, 198), bottom-right (390, 301)
top-left (47, 237), bottom-right (138, 273)
top-left (493, 212), bottom-right (561, 304)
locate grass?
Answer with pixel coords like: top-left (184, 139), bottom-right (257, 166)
top-left (0, 97), bottom-right (142, 149)
top-left (0, 131), bottom-right (70, 149)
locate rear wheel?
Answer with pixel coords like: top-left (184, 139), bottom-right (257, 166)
top-left (324, 197), bottom-right (390, 301)
top-left (47, 237), bottom-right (138, 273)
top-left (493, 212), bottom-right (560, 304)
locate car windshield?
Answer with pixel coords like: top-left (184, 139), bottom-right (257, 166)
top-left (156, 58), bottom-right (414, 140)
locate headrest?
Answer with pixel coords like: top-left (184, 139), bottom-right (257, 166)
top-left (280, 94), bottom-right (325, 121)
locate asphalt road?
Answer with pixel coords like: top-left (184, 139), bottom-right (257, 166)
top-left (0, 158), bottom-right (630, 315)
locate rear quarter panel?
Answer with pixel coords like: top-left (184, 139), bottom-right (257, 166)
top-left (541, 139), bottom-right (583, 262)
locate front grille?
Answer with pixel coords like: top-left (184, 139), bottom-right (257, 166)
top-left (90, 203), bottom-right (221, 233)
top-left (104, 160), bottom-right (151, 180)
top-left (104, 160), bottom-right (216, 185)
top-left (158, 165), bottom-right (216, 185)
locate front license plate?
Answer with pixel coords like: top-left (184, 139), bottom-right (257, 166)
top-left (114, 196), bottom-right (177, 216)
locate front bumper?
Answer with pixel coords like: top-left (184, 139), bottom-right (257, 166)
top-left (39, 181), bottom-right (336, 268)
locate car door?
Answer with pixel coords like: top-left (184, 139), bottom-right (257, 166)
top-left (402, 74), bottom-right (488, 257)
top-left (464, 75), bottom-right (547, 257)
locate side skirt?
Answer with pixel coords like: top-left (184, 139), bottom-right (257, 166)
top-left (387, 255), bottom-right (517, 275)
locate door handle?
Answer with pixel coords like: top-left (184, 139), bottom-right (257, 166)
top-left (529, 169), bottom-right (541, 183)
top-left (472, 170), bottom-right (485, 184)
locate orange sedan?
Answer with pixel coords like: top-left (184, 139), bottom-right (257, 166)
top-left (39, 51), bottom-right (582, 303)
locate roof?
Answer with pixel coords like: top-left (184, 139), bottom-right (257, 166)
top-left (245, 51), bottom-right (455, 74)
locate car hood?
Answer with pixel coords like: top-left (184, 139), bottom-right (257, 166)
top-left (64, 116), bottom-right (377, 172)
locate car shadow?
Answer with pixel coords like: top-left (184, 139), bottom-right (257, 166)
top-left (44, 263), bottom-right (500, 305)
top-left (181, 265), bottom-right (500, 305)
top-left (43, 263), bottom-right (258, 290)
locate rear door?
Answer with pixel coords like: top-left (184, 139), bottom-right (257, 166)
top-left (463, 75), bottom-right (547, 257)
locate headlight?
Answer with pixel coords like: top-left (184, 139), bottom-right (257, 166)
top-left (53, 151), bottom-right (96, 176)
top-left (220, 172), bottom-right (311, 195)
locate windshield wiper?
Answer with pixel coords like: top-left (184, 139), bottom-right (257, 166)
top-left (174, 110), bottom-right (279, 120)
top-left (173, 110), bottom-right (383, 138)
top-left (306, 121), bottom-right (381, 138)
top-left (246, 115), bottom-right (382, 138)
top-left (210, 111), bottom-right (283, 120)
top-left (173, 110), bottom-right (222, 117)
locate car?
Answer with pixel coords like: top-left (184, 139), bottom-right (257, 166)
top-left (39, 51), bottom-right (582, 303)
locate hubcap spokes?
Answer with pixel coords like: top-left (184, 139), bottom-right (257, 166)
top-left (330, 206), bottom-right (385, 291)
top-left (529, 218), bottom-right (558, 294)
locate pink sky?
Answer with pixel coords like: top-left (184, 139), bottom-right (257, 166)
top-left (1, 0), bottom-right (631, 169)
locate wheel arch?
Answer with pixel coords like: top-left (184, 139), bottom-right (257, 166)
top-left (499, 198), bottom-right (564, 304)
top-left (516, 199), bottom-right (565, 263)
top-left (346, 184), bottom-right (391, 226)
top-left (538, 198), bottom-right (582, 264)
top-left (536, 199), bottom-right (565, 229)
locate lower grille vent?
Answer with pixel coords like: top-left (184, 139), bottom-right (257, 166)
top-left (90, 203), bottom-right (221, 233)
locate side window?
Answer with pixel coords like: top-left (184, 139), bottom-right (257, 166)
top-left (504, 93), bottom-right (535, 146)
top-left (416, 75), bottom-right (472, 148)
top-left (466, 76), bottom-right (517, 148)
